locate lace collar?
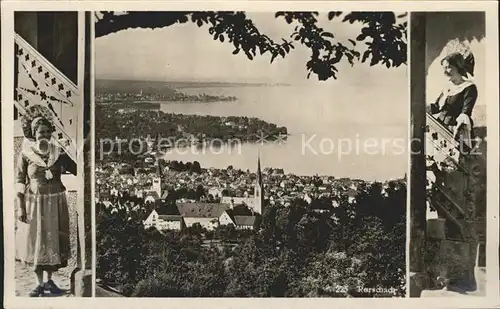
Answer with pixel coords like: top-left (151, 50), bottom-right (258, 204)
top-left (21, 138), bottom-right (61, 168)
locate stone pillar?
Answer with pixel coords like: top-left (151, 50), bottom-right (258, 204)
top-left (426, 218), bottom-right (446, 289)
top-left (409, 12), bottom-right (428, 297)
top-left (427, 218), bottom-right (446, 239)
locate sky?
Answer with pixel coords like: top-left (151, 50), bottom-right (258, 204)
top-left (95, 12), bottom-right (407, 86)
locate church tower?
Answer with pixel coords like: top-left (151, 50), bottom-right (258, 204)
top-left (152, 177), bottom-right (162, 198)
top-left (254, 154), bottom-right (264, 214)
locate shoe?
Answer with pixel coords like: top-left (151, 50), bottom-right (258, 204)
top-left (29, 285), bottom-right (45, 297)
top-left (44, 280), bottom-right (62, 294)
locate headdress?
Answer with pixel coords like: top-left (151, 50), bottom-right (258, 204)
top-left (438, 39), bottom-right (476, 102)
top-left (20, 105), bottom-right (55, 140)
top-left (19, 104), bottom-right (61, 178)
top-left (441, 38), bottom-right (475, 78)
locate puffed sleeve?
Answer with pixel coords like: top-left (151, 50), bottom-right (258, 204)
top-left (461, 85), bottom-right (478, 116)
top-left (59, 150), bottom-right (77, 176)
top-left (15, 153), bottom-right (28, 194)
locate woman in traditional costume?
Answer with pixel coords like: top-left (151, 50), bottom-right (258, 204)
top-left (426, 45), bottom-right (484, 292)
top-left (15, 113), bottom-right (76, 297)
top-left (427, 51), bottom-right (478, 151)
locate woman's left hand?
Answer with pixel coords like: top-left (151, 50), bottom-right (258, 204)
top-left (453, 124), bottom-right (463, 139)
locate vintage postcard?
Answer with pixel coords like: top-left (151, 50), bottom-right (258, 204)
top-left (1, 1), bottom-right (499, 309)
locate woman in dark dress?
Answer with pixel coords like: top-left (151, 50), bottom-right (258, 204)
top-left (427, 52), bottom-right (478, 151)
top-left (426, 51), bottom-right (481, 291)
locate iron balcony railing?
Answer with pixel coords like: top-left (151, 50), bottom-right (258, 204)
top-left (425, 111), bottom-right (486, 241)
top-left (14, 33), bottom-right (80, 162)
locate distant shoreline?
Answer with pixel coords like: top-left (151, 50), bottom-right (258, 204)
top-left (132, 100), bottom-right (234, 104)
top-left (96, 102), bottom-right (162, 109)
top-left (96, 78), bottom-right (292, 89)
top-left (95, 100), bottom-right (235, 109)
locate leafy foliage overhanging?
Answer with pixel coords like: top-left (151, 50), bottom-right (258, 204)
top-left (95, 11), bottom-right (407, 80)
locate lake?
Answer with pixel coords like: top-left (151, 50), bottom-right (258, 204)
top-left (156, 84), bottom-right (408, 181)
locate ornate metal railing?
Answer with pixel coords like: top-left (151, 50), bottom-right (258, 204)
top-left (425, 112), bottom-right (486, 239)
top-left (424, 111), bottom-right (486, 290)
top-left (14, 33), bottom-right (80, 162)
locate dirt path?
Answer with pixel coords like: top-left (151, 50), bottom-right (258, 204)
top-left (15, 261), bottom-right (72, 297)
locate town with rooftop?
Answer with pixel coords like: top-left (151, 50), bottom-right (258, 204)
top-left (95, 90), bottom-right (406, 298)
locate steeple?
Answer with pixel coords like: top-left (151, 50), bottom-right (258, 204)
top-left (254, 151), bottom-right (264, 214)
top-left (256, 152), bottom-right (262, 186)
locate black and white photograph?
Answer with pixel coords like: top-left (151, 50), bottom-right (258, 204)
top-left (94, 11), bottom-right (408, 298)
top-left (409, 12), bottom-right (488, 297)
top-left (11, 11), bottom-right (92, 297)
top-left (1, 1), bottom-right (499, 309)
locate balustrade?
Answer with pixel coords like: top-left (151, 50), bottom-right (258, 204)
top-left (424, 111), bottom-right (486, 292)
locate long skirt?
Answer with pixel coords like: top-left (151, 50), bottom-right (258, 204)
top-left (16, 189), bottom-right (70, 271)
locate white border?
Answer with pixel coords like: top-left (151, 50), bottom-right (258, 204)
top-left (484, 3), bottom-right (500, 301)
top-left (2, 1), bottom-right (499, 309)
top-left (2, 4), bottom-right (15, 306)
top-left (90, 11), bottom-right (97, 299)
top-left (405, 10), bottom-right (412, 300)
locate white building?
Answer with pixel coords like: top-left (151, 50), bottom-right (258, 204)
top-left (177, 203), bottom-right (230, 231)
top-left (143, 209), bottom-right (183, 231)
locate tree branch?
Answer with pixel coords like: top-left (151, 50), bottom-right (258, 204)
top-left (95, 11), bottom-right (407, 81)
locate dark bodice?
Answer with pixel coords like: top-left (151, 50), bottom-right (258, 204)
top-left (427, 84), bottom-right (478, 128)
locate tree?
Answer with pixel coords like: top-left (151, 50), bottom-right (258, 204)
top-left (191, 161), bottom-right (202, 173)
top-left (297, 250), bottom-right (365, 297)
top-left (187, 222), bottom-right (205, 237)
top-left (95, 11), bottom-right (406, 81)
top-left (97, 178), bottom-right (407, 297)
top-left (195, 185), bottom-right (206, 200)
